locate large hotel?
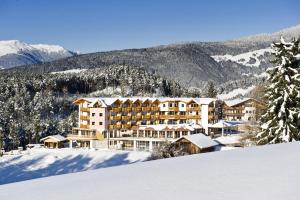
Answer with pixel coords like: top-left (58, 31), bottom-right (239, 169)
top-left (67, 97), bottom-right (265, 151)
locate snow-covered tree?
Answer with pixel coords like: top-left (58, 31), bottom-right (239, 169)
top-left (206, 81), bottom-right (217, 98)
top-left (257, 37), bottom-right (300, 144)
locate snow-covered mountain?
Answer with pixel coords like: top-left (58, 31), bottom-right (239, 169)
top-left (0, 40), bottom-right (76, 69)
top-left (211, 48), bottom-right (273, 68)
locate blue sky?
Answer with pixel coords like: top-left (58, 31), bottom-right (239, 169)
top-left (0, 0), bottom-right (299, 53)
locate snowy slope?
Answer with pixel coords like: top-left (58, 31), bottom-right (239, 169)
top-left (0, 40), bottom-right (76, 69)
top-left (217, 85), bottom-right (255, 100)
top-left (0, 148), bottom-right (150, 185)
top-left (0, 142), bottom-right (299, 200)
top-left (212, 48), bottom-right (273, 67)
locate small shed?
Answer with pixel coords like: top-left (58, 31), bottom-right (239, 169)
top-left (40, 134), bottom-right (67, 148)
top-left (173, 134), bottom-right (218, 154)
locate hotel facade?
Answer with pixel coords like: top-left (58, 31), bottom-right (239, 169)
top-left (67, 97), bottom-right (265, 151)
top-left (68, 97), bottom-right (223, 151)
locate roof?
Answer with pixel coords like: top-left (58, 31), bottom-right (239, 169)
top-left (136, 124), bottom-right (203, 131)
top-left (40, 134), bottom-right (67, 142)
top-left (208, 120), bottom-right (246, 128)
top-left (214, 135), bottom-right (243, 145)
top-left (174, 133), bottom-right (218, 149)
top-left (224, 98), bottom-right (265, 107)
top-left (74, 97), bottom-right (218, 107)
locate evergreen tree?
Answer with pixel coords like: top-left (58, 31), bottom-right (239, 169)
top-left (257, 37), bottom-right (300, 144)
top-left (206, 81), bottom-right (217, 98)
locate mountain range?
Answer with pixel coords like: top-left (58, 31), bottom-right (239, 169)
top-left (3, 24), bottom-right (300, 97)
top-left (0, 40), bottom-right (76, 69)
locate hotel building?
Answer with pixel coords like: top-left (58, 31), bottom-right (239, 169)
top-left (68, 97), bottom-right (223, 151)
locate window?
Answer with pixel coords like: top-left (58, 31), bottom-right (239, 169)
top-left (92, 113), bottom-right (95, 117)
top-left (99, 113), bottom-right (103, 116)
top-left (163, 104), bottom-right (166, 107)
top-left (99, 122), bottom-right (103, 125)
top-left (92, 121), bottom-right (95, 125)
top-left (181, 104), bottom-right (184, 107)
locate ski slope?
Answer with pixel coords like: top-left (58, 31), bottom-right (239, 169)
top-left (1, 142), bottom-right (299, 200)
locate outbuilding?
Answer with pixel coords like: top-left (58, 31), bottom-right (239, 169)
top-left (40, 134), bottom-right (67, 148)
top-left (173, 133), bottom-right (218, 154)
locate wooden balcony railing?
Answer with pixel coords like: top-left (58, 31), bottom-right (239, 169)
top-left (151, 107), bottom-right (160, 111)
top-left (142, 107), bottom-right (151, 111)
top-left (67, 134), bottom-right (97, 139)
top-left (112, 107), bottom-right (122, 112)
top-left (186, 107), bottom-right (199, 112)
top-left (122, 116), bottom-right (131, 121)
top-left (80, 115), bottom-right (90, 120)
top-left (132, 107), bottom-right (142, 112)
top-left (80, 107), bottom-right (90, 112)
top-left (79, 124), bottom-right (90, 129)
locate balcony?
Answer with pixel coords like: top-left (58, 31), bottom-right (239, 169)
top-left (168, 107), bottom-right (179, 112)
top-left (151, 107), bottom-right (160, 111)
top-left (186, 115), bottom-right (200, 119)
top-left (79, 124), bottom-right (90, 129)
top-left (80, 107), bottom-right (90, 112)
top-left (142, 107), bottom-right (151, 111)
top-left (121, 124), bottom-right (131, 129)
top-left (132, 107), bottom-right (142, 112)
top-left (186, 107), bottom-right (199, 112)
top-left (112, 107), bottom-right (122, 112)
top-left (142, 115), bottom-right (151, 119)
top-left (80, 115), bottom-right (90, 120)
top-left (151, 115), bottom-right (160, 120)
top-left (68, 133), bottom-right (97, 140)
top-left (122, 116), bottom-right (131, 121)
top-left (122, 107), bottom-right (131, 112)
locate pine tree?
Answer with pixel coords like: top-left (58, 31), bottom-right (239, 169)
top-left (257, 37), bottom-right (300, 144)
top-left (206, 81), bottom-right (217, 98)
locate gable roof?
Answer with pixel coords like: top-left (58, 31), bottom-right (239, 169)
top-left (40, 134), bottom-right (67, 142)
top-left (174, 133), bottom-right (218, 149)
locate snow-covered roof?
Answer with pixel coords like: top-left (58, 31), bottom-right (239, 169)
top-left (174, 133), bottom-right (218, 149)
top-left (76, 97), bottom-right (217, 106)
top-left (135, 124), bottom-right (202, 131)
top-left (208, 120), bottom-right (246, 128)
top-left (224, 98), bottom-right (251, 107)
top-left (214, 135), bottom-right (243, 145)
top-left (40, 134), bottom-right (67, 142)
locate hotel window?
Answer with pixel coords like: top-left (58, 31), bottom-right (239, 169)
top-left (92, 121), bottom-right (95, 125)
top-left (92, 113), bottom-right (95, 116)
top-left (159, 120), bottom-right (164, 124)
top-left (163, 104), bottom-right (166, 107)
top-left (99, 122), bottom-right (103, 125)
top-left (167, 131), bottom-right (173, 138)
top-left (169, 103), bottom-right (173, 107)
top-left (181, 104), bottom-right (184, 107)
top-left (99, 113), bottom-right (103, 116)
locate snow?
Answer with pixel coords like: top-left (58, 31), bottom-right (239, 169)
top-left (50, 68), bottom-right (87, 74)
top-left (295, 54), bottom-right (300, 60)
top-left (40, 134), bottom-right (67, 142)
top-left (0, 148), bottom-right (150, 185)
top-left (0, 40), bottom-right (73, 57)
top-left (212, 48), bottom-right (273, 67)
top-left (0, 40), bottom-right (35, 57)
top-left (31, 44), bottom-right (70, 54)
top-left (0, 142), bottom-right (299, 200)
top-left (214, 135), bottom-right (243, 146)
top-left (217, 86), bottom-right (255, 100)
top-left (174, 133), bottom-right (218, 148)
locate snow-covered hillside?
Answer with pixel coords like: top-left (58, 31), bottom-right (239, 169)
top-left (0, 40), bottom-right (76, 69)
top-left (0, 142), bottom-right (299, 200)
top-left (212, 48), bottom-right (273, 67)
top-left (0, 148), bottom-right (150, 185)
top-left (217, 85), bottom-right (255, 100)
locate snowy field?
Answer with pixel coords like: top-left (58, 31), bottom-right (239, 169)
top-left (0, 148), bottom-right (150, 185)
top-left (1, 142), bottom-right (299, 200)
